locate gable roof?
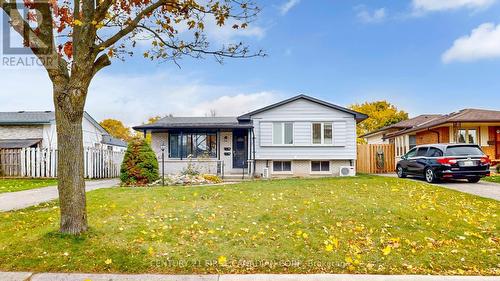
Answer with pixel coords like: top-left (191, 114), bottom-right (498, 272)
top-left (361, 114), bottom-right (443, 138)
top-left (237, 94), bottom-right (368, 122)
top-left (385, 108), bottom-right (500, 139)
top-left (133, 116), bottom-right (253, 131)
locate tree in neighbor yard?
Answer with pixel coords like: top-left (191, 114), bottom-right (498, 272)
top-left (0, 0), bottom-right (263, 234)
top-left (350, 101), bottom-right (408, 143)
top-left (100, 119), bottom-right (132, 141)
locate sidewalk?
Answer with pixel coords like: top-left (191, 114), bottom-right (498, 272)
top-left (0, 179), bottom-right (119, 212)
top-left (2, 272), bottom-right (498, 281)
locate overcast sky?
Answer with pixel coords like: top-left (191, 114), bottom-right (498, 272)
top-left (1, 0), bottom-right (500, 126)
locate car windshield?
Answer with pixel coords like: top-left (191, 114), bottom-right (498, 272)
top-left (445, 146), bottom-right (484, 156)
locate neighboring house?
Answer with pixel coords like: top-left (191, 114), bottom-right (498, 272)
top-left (362, 109), bottom-right (500, 162)
top-left (361, 115), bottom-right (442, 145)
top-left (0, 111), bottom-right (127, 151)
top-left (133, 94), bottom-right (368, 178)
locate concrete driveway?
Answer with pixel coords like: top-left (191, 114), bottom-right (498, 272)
top-left (378, 173), bottom-right (499, 201)
top-left (0, 179), bottom-right (119, 212)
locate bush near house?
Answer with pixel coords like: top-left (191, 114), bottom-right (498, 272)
top-left (120, 138), bottom-right (159, 185)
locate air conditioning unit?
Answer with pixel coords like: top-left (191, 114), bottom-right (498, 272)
top-left (339, 166), bottom-right (356, 177)
top-left (262, 167), bottom-right (270, 179)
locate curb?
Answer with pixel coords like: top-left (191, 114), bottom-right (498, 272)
top-left (1, 272), bottom-right (498, 281)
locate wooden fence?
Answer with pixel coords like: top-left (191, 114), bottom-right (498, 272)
top-left (356, 144), bottom-right (396, 174)
top-left (0, 148), bottom-right (124, 179)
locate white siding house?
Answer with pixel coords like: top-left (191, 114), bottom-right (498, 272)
top-left (0, 111), bottom-right (127, 151)
top-left (135, 94), bottom-right (367, 178)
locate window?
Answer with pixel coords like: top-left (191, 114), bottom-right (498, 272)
top-left (312, 123), bottom-right (333, 144)
top-left (273, 161), bottom-right (292, 172)
top-left (445, 145), bottom-right (484, 156)
top-left (169, 132), bottom-right (217, 159)
top-left (468, 129), bottom-right (477, 144)
top-left (416, 147), bottom-right (428, 157)
top-left (311, 161), bottom-right (330, 172)
top-left (409, 135), bottom-right (417, 149)
top-left (458, 129), bottom-right (477, 144)
top-left (458, 129), bottom-right (467, 143)
top-left (405, 148), bottom-right (417, 158)
top-left (426, 147), bottom-right (443, 157)
top-left (273, 123), bottom-right (293, 145)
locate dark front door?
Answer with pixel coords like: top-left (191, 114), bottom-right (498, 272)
top-left (232, 129), bottom-right (248, 169)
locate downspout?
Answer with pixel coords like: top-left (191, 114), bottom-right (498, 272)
top-left (217, 129), bottom-right (221, 161)
top-left (252, 127), bottom-right (256, 177)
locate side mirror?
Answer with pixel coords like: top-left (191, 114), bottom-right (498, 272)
top-left (401, 155), bottom-right (407, 160)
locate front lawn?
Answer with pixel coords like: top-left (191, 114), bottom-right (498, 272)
top-left (484, 175), bottom-right (500, 184)
top-left (0, 176), bottom-right (498, 275)
top-left (0, 178), bottom-right (57, 193)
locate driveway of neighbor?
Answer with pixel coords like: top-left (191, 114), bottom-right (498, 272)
top-left (377, 173), bottom-right (499, 201)
top-left (0, 179), bottom-right (119, 212)
top-left (1, 272), bottom-right (498, 281)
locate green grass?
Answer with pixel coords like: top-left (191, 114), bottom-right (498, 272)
top-left (484, 175), bottom-right (500, 184)
top-left (0, 178), bottom-right (57, 193)
top-left (0, 176), bottom-right (498, 275)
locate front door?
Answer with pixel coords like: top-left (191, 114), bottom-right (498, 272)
top-left (232, 129), bottom-right (248, 169)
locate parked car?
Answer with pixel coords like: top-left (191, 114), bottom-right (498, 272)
top-left (396, 144), bottom-right (491, 183)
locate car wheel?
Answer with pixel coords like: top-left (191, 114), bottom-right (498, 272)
top-left (425, 167), bottom-right (436, 183)
top-left (397, 166), bottom-right (406, 178)
top-left (467, 177), bottom-right (481, 183)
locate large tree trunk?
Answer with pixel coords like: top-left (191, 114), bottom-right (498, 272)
top-left (53, 80), bottom-right (88, 235)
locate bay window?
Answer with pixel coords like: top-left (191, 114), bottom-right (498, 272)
top-left (312, 123), bottom-right (333, 144)
top-left (169, 132), bottom-right (217, 159)
top-left (273, 123), bottom-right (293, 145)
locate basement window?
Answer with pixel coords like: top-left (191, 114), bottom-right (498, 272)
top-left (311, 161), bottom-right (330, 172)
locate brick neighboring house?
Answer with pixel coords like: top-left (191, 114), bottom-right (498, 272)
top-left (362, 109), bottom-right (500, 164)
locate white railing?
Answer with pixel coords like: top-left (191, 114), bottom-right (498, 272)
top-left (0, 148), bottom-right (124, 179)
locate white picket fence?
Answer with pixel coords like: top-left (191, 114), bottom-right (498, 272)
top-left (0, 148), bottom-right (124, 179)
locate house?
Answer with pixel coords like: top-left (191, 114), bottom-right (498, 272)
top-left (133, 94), bottom-right (368, 178)
top-left (0, 111), bottom-right (127, 151)
top-left (361, 115), bottom-right (442, 145)
top-left (363, 109), bottom-right (500, 163)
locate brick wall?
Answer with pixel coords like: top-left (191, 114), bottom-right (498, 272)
top-left (482, 126), bottom-right (498, 160)
top-left (0, 125), bottom-right (43, 140)
top-left (416, 127), bottom-right (450, 145)
top-left (254, 159), bottom-right (351, 178)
